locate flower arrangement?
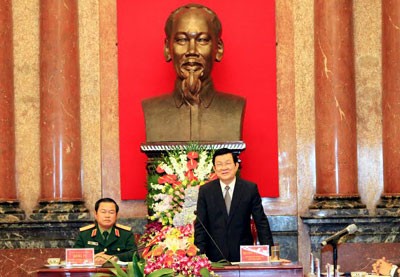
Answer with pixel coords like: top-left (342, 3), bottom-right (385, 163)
top-left (141, 224), bottom-right (215, 276)
top-left (146, 147), bottom-right (216, 226)
top-left (102, 146), bottom-right (219, 276)
top-left (140, 146), bottom-right (218, 276)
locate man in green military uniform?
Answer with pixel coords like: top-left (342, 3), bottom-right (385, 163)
top-left (74, 198), bottom-right (137, 265)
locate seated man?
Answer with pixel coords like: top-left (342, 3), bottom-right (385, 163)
top-left (372, 257), bottom-right (400, 276)
top-left (74, 198), bottom-right (137, 265)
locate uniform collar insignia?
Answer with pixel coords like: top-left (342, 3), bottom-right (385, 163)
top-left (91, 229), bottom-right (97, 237)
top-left (115, 228), bottom-right (120, 237)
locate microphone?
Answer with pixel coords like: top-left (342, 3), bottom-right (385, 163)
top-left (320, 224), bottom-right (357, 246)
top-left (194, 210), bottom-right (232, 265)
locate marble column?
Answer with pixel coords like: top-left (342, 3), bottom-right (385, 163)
top-left (31, 0), bottom-right (88, 220)
top-left (0, 0), bottom-right (25, 221)
top-left (311, 0), bottom-right (365, 212)
top-left (378, 0), bottom-right (400, 213)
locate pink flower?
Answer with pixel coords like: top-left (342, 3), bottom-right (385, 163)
top-left (165, 255), bottom-right (173, 267)
top-left (175, 249), bottom-right (186, 256)
top-left (187, 151), bottom-right (199, 159)
top-left (156, 165), bottom-right (165, 173)
top-left (158, 174), bottom-right (177, 184)
top-left (185, 170), bottom-right (198, 181)
top-left (187, 159), bottom-right (198, 170)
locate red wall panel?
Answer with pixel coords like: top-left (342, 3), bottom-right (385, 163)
top-left (117, 0), bottom-right (278, 199)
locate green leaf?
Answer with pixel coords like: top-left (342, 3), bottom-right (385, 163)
top-left (131, 254), bottom-right (143, 277)
top-left (127, 262), bottom-right (135, 277)
top-left (146, 268), bottom-right (174, 277)
top-left (109, 260), bottom-right (128, 277)
top-left (199, 267), bottom-right (211, 277)
top-left (210, 261), bottom-right (226, 268)
top-left (137, 259), bottom-right (145, 274)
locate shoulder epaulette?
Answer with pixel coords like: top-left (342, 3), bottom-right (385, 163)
top-left (79, 224), bottom-right (96, 232)
top-left (116, 223), bottom-right (131, 231)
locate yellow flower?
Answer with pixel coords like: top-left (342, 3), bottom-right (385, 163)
top-left (165, 236), bottom-right (187, 252)
top-left (164, 237), bottom-right (180, 252)
top-left (166, 228), bottom-right (181, 240)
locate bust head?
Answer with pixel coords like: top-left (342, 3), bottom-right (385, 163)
top-left (141, 4), bottom-right (245, 143)
top-left (164, 4), bottom-right (224, 104)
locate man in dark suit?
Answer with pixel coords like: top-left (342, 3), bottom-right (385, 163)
top-left (194, 148), bottom-right (274, 262)
top-left (74, 198), bottom-right (137, 265)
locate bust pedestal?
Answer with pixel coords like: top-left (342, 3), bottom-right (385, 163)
top-left (140, 141), bottom-right (246, 159)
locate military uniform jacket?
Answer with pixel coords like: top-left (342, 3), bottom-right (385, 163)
top-left (74, 223), bottom-right (137, 262)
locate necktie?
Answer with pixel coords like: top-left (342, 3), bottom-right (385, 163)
top-left (224, 186), bottom-right (231, 214)
top-left (103, 231), bottom-right (109, 241)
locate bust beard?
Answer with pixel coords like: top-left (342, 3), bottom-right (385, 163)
top-left (180, 69), bottom-right (203, 105)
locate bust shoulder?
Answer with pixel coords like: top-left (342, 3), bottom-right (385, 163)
top-left (142, 94), bottom-right (176, 110)
top-left (215, 91), bottom-right (246, 101)
top-left (212, 91), bottom-right (246, 109)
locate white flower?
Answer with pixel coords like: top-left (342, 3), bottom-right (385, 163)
top-left (147, 148), bottom-right (215, 226)
top-left (153, 193), bottom-right (169, 201)
top-left (159, 162), bottom-right (173, 175)
top-left (172, 212), bottom-right (185, 227)
top-left (169, 155), bottom-right (186, 180)
top-left (180, 154), bottom-right (188, 164)
top-left (173, 206), bottom-right (196, 227)
top-left (194, 162), bottom-right (212, 181)
top-left (153, 195), bottom-right (173, 213)
top-left (150, 183), bottom-right (164, 190)
top-left (183, 186), bottom-right (199, 208)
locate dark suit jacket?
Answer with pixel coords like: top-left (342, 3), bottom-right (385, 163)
top-left (194, 178), bottom-right (274, 262)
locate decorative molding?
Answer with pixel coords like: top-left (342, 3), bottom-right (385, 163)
top-left (141, 141), bottom-right (246, 152)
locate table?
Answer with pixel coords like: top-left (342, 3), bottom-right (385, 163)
top-left (214, 262), bottom-right (303, 276)
top-left (36, 262), bottom-right (303, 277)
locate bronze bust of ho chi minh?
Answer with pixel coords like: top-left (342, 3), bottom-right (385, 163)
top-left (142, 4), bottom-right (245, 142)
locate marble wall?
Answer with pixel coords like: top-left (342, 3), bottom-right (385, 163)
top-left (9, 0), bottom-right (386, 274)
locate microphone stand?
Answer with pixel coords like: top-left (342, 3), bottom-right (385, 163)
top-left (326, 240), bottom-right (339, 276)
top-left (332, 241), bottom-right (338, 276)
top-left (194, 211), bottom-right (231, 266)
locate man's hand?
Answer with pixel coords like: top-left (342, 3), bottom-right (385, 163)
top-left (372, 257), bottom-right (393, 276)
top-left (94, 252), bottom-right (118, 265)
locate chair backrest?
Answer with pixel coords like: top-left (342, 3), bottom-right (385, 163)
top-left (250, 218), bottom-right (258, 245)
